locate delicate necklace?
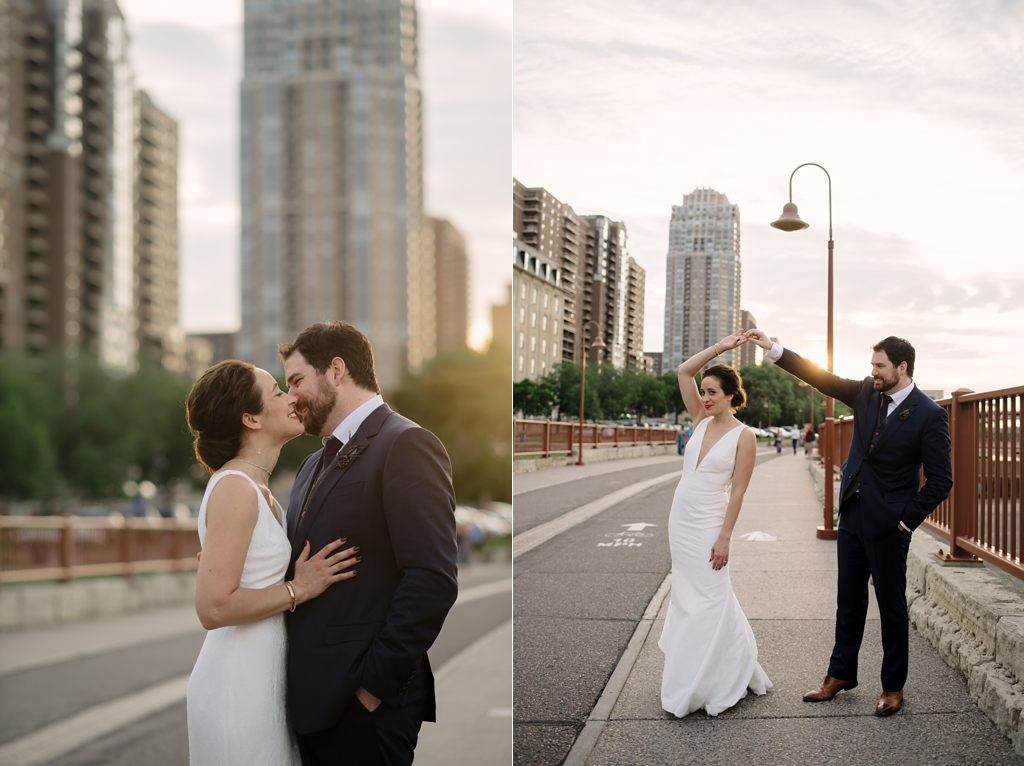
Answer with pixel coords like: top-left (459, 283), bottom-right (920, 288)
top-left (229, 458), bottom-right (271, 476)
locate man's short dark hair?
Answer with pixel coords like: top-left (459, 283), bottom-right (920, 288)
top-left (279, 321), bottom-right (380, 394)
top-left (873, 336), bottom-right (915, 378)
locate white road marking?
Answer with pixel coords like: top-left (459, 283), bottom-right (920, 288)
top-left (512, 470), bottom-right (682, 559)
top-left (0, 675), bottom-right (190, 766)
top-left (739, 531), bottom-right (778, 541)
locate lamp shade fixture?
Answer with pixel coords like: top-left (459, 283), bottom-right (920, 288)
top-left (770, 201), bottom-right (809, 232)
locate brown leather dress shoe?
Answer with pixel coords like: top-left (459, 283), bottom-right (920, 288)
top-left (875, 690), bottom-right (903, 716)
top-left (802, 675), bottom-right (858, 702)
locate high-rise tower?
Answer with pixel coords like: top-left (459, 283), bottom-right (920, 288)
top-left (663, 188), bottom-right (741, 370)
top-left (0, 0), bottom-right (150, 372)
top-left (239, 0), bottom-right (422, 390)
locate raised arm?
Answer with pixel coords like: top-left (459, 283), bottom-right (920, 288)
top-left (743, 329), bottom-right (862, 408)
top-left (677, 331), bottom-right (748, 422)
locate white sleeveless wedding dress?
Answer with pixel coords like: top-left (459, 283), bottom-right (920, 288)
top-left (187, 470), bottom-right (301, 765)
top-left (659, 419), bottom-right (772, 717)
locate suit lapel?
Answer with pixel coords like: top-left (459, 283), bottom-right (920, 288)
top-left (870, 388), bottom-right (918, 455)
top-left (290, 403), bottom-right (393, 555)
top-left (288, 455), bottom-right (318, 539)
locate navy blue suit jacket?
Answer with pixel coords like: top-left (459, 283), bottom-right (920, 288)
top-left (775, 349), bottom-right (952, 537)
top-left (284, 403), bottom-right (458, 734)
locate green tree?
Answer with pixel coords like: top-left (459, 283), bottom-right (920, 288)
top-left (548, 362), bottom-right (601, 420)
top-left (0, 354), bottom-right (61, 499)
top-left (391, 343), bottom-right (511, 504)
top-left (513, 376), bottom-right (558, 418)
top-left (636, 373), bottom-right (668, 419)
top-left (596, 362), bottom-right (638, 420)
top-left (662, 371), bottom-right (684, 422)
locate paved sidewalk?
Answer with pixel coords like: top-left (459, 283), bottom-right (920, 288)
top-left (417, 619), bottom-right (512, 766)
top-left (571, 452), bottom-right (1024, 765)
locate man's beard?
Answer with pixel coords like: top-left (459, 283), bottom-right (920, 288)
top-left (298, 376), bottom-right (335, 436)
top-left (873, 370), bottom-right (900, 392)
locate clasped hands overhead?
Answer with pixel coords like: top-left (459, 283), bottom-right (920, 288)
top-left (714, 329), bottom-right (774, 351)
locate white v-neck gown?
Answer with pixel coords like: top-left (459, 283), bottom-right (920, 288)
top-left (186, 470), bottom-right (301, 765)
top-left (659, 419), bottom-right (772, 717)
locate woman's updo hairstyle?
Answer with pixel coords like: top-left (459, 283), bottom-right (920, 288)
top-left (185, 360), bottom-right (265, 473)
top-left (702, 364), bottom-right (747, 412)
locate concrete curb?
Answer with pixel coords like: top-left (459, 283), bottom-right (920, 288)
top-left (0, 572), bottom-right (197, 632)
top-left (513, 443), bottom-right (676, 474)
top-left (907, 535), bottom-right (1024, 755)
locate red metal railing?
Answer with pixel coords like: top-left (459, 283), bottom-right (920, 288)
top-left (828, 386), bottom-right (1023, 580)
top-left (0, 516), bottom-right (200, 584)
top-left (513, 419), bottom-right (678, 457)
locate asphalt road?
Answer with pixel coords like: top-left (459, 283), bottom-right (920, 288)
top-left (513, 451), bottom-right (780, 766)
top-left (0, 560), bottom-right (511, 766)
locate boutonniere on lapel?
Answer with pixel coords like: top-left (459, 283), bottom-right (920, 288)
top-left (897, 409), bottom-right (911, 421)
top-left (336, 444), bottom-right (364, 470)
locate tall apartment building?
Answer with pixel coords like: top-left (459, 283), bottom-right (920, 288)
top-left (239, 0), bottom-right (422, 390)
top-left (626, 257), bottom-right (645, 369)
top-left (513, 179), bottom-right (647, 371)
top-left (663, 188), bottom-right (742, 370)
top-left (513, 239), bottom-right (569, 382)
top-left (512, 179), bottom-right (579, 363)
top-left (577, 215), bottom-right (644, 368)
top-left (739, 309), bottom-right (759, 368)
top-left (0, 0), bottom-right (180, 372)
top-left (490, 283), bottom-right (511, 352)
top-left (135, 89), bottom-right (185, 371)
top-left (429, 217), bottom-right (468, 351)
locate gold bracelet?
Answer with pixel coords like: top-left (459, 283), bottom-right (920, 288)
top-left (284, 581), bottom-right (297, 612)
top-left (714, 343), bottom-right (721, 356)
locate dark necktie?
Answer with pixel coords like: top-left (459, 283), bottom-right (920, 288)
top-left (319, 436), bottom-right (343, 477)
top-left (876, 394), bottom-right (892, 427)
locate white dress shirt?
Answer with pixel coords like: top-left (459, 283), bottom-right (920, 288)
top-left (764, 342), bottom-right (915, 529)
top-left (327, 394), bottom-right (384, 447)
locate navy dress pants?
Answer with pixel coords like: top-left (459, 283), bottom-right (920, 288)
top-left (827, 496), bottom-right (913, 692)
top-left (296, 672), bottom-right (428, 766)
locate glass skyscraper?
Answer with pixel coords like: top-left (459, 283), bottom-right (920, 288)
top-left (663, 188), bottom-right (742, 371)
top-left (239, 0), bottom-right (423, 390)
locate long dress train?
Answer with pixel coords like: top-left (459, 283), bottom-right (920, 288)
top-left (659, 419), bottom-right (772, 717)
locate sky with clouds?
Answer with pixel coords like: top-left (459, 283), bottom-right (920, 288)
top-left (514, 0), bottom-right (1024, 396)
top-left (120, 0), bottom-right (510, 349)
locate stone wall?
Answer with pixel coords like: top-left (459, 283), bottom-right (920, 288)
top-left (513, 443), bottom-right (676, 474)
top-left (0, 572), bottom-right (197, 632)
top-left (809, 459), bottom-right (1024, 755)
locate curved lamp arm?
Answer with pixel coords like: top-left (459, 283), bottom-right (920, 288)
top-left (788, 163), bottom-right (832, 240)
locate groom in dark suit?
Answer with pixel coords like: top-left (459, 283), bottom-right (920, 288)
top-left (280, 321), bottom-right (458, 765)
top-left (745, 330), bottom-right (952, 716)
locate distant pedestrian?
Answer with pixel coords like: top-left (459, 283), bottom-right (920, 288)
top-left (804, 425), bottom-right (815, 456)
top-left (791, 425), bottom-right (800, 454)
top-left (677, 428), bottom-right (688, 455)
top-left (774, 431), bottom-right (783, 453)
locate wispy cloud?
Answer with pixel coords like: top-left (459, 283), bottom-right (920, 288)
top-left (514, 0), bottom-right (1024, 394)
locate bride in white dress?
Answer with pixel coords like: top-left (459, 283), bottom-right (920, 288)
top-left (184, 360), bottom-right (360, 766)
top-left (659, 333), bottom-right (772, 717)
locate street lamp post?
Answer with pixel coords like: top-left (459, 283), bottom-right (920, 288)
top-left (577, 321), bottom-right (606, 466)
top-left (771, 162), bottom-right (837, 540)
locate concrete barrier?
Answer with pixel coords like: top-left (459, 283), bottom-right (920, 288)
top-left (0, 572), bottom-right (197, 632)
top-left (513, 443), bottom-right (676, 474)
